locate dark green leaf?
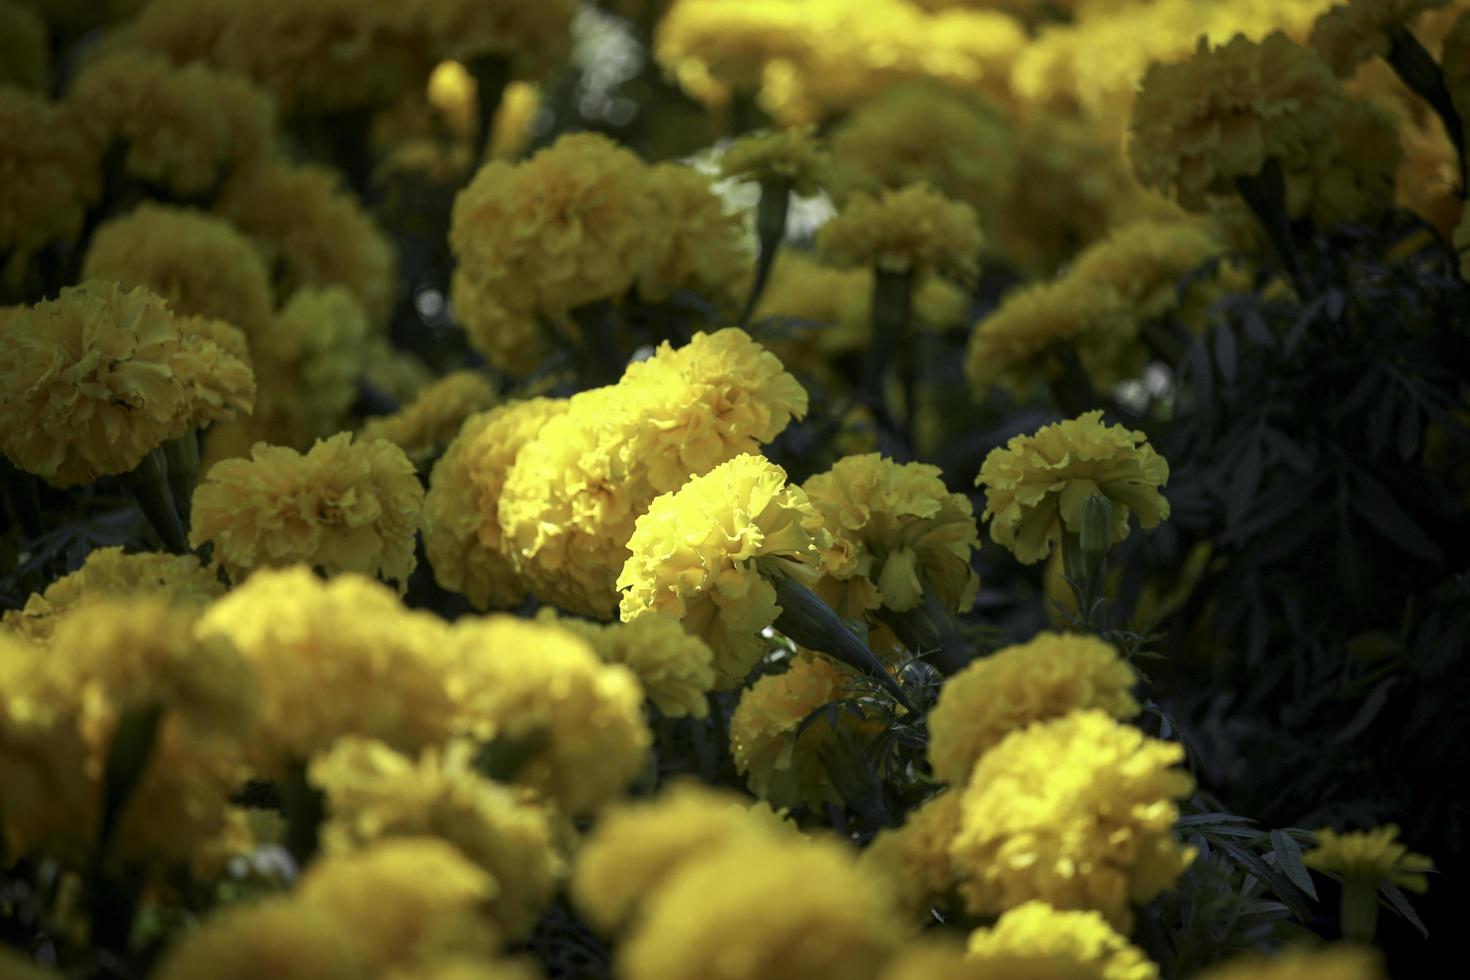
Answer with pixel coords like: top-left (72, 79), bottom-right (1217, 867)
top-left (1378, 882), bottom-right (1429, 938)
top-left (1349, 470), bottom-right (1443, 562)
top-left (1214, 322), bottom-right (1237, 384)
top-left (1268, 830), bottom-right (1318, 900)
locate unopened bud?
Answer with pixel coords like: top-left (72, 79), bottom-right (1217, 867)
top-left (1079, 493), bottom-right (1114, 557)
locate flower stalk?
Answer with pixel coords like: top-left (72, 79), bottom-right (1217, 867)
top-left (875, 579), bottom-right (971, 676)
top-left (865, 268), bottom-right (916, 444)
top-left (162, 430), bottom-right (200, 528)
top-left (1234, 157), bottom-right (1304, 289)
top-left (468, 54), bottom-right (512, 168)
top-left (122, 447), bottom-right (189, 555)
top-left (1387, 27), bottom-right (1468, 200)
top-left (738, 176), bottom-right (791, 327)
top-left (1340, 875), bottom-right (1379, 943)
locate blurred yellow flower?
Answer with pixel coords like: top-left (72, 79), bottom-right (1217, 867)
top-left (927, 632), bottom-right (1140, 787)
top-left (152, 898), bottom-right (363, 980)
top-left (639, 162), bottom-right (751, 309)
top-left (976, 411), bottom-right (1171, 565)
top-left (1305, 825), bottom-right (1434, 892)
top-left (0, 1), bottom-right (48, 90)
top-left (0, 88), bottom-right (97, 282)
top-left (966, 900), bottom-right (1158, 980)
top-left (360, 369), bottom-right (499, 468)
top-left (1310, 0), bottom-right (1450, 76)
top-left (545, 611), bottom-right (717, 719)
top-left (818, 183), bottom-right (983, 282)
top-left (1067, 219), bottom-right (1233, 329)
top-left (1196, 946), bottom-right (1385, 980)
top-left (860, 790), bottom-right (963, 925)
top-left (721, 125), bottom-right (834, 195)
top-left (950, 709), bottom-right (1195, 931)
top-left (191, 433), bottom-right (423, 588)
top-left (1288, 95), bottom-right (1403, 227)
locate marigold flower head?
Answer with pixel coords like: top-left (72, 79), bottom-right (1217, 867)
top-left (546, 611), bottom-right (717, 719)
top-left (0, 88), bottom-right (98, 278)
top-left (82, 204), bottom-right (274, 338)
top-left (928, 632), bottom-right (1141, 787)
top-left (639, 162), bottom-right (751, 309)
top-left (1305, 825), bottom-right (1434, 892)
top-left (447, 615), bottom-right (651, 815)
top-left (721, 126), bottom-right (834, 196)
top-left (0, 1), bottom-right (48, 91)
top-left (1067, 219), bottom-right (1232, 328)
top-left (67, 50), bottom-right (275, 197)
top-left (571, 782), bottom-right (787, 935)
top-left (976, 411), bottom-right (1171, 565)
top-left (191, 433), bottom-right (423, 587)
top-left (860, 791), bottom-right (963, 925)
top-left (818, 183), bottom-right (983, 282)
top-left (966, 900), bottom-right (1159, 980)
top-left (423, 398), bottom-right (568, 611)
top-left (1310, 0), bottom-right (1449, 76)
top-left (196, 568), bottom-right (457, 768)
top-left (298, 837), bottom-right (501, 967)
top-left (803, 453), bottom-right (980, 621)
top-left (215, 160), bottom-right (397, 327)
top-left (619, 835), bottom-right (904, 980)
top-left (617, 454), bottom-right (832, 687)
top-left (152, 898), bottom-right (364, 980)
top-left (361, 369), bottom-right (499, 468)
top-left (950, 709), bottom-right (1196, 930)
top-left (1287, 95), bottom-right (1403, 227)
top-left (2, 546), bottom-right (223, 644)
top-left (1130, 32), bottom-right (1346, 212)
top-left (1196, 946), bottom-right (1385, 980)
top-left (310, 736), bottom-right (562, 941)
top-left (0, 281), bottom-right (239, 487)
top-left (171, 314), bottom-right (256, 430)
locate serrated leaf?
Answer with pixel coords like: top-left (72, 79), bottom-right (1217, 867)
top-left (1378, 882), bottom-right (1429, 938)
top-left (1215, 839), bottom-right (1313, 921)
top-left (1268, 830), bottom-right (1318, 900)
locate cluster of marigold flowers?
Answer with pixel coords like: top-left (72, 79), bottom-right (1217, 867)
top-left (1, 0), bottom-right (1458, 978)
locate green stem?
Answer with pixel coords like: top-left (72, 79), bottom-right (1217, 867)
top-left (94, 703), bottom-right (165, 869)
top-left (162, 431), bottom-right (199, 529)
top-left (122, 447), bottom-right (188, 555)
top-left (1340, 875), bottom-right (1379, 943)
top-left (865, 269), bottom-right (916, 446)
top-left (282, 759), bottom-right (325, 869)
top-left (571, 299), bottom-right (626, 386)
top-left (738, 177), bottom-right (791, 328)
top-left (1234, 158), bottom-right (1308, 294)
top-left (468, 54), bottom-right (512, 169)
top-left (874, 579), bottom-right (971, 676)
top-left (0, 457), bottom-right (43, 538)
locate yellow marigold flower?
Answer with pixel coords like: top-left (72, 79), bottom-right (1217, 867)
top-left (1305, 825), bottom-right (1434, 892)
top-left (81, 203), bottom-right (274, 338)
top-left (298, 837), bottom-right (501, 966)
top-left (618, 454), bottom-right (832, 687)
top-left (67, 50), bottom-right (275, 197)
top-left (1067, 219), bottom-right (1232, 328)
top-left (0, 1), bottom-right (48, 91)
top-left (365, 337), bottom-right (436, 404)
top-left (928, 632), bottom-right (1141, 787)
top-left (1196, 946), bottom-right (1385, 980)
top-left (876, 940), bottom-right (986, 980)
top-left (1311, 0), bottom-right (1449, 76)
top-left (950, 709), bottom-right (1196, 931)
top-left (976, 411), bottom-right (1171, 566)
top-left (730, 653), bottom-right (875, 811)
top-left (215, 160), bottom-right (397, 327)
top-left (0, 88), bottom-right (97, 281)
top-left (652, 0), bottom-right (810, 111)
top-left (571, 781), bottom-right (786, 934)
top-left (172, 313), bottom-right (256, 432)
top-left (384, 960), bottom-right (545, 980)
top-left (196, 567), bottom-right (457, 768)
top-left (1288, 95), bottom-right (1403, 227)
top-left (1, 546), bottom-right (223, 644)
top-left (639, 162), bottom-right (751, 309)
top-left (818, 183), bottom-right (983, 282)
top-left (311, 736), bottom-right (562, 941)
top-left (1130, 32), bottom-right (1346, 211)
top-left (721, 126), bottom-right (834, 196)
top-left (860, 791), bottom-right (963, 925)
top-left (545, 611), bottom-right (717, 719)
top-left (449, 133), bottom-right (662, 372)
top-left (191, 433), bottom-right (421, 587)
top-left (0, 281), bottom-right (224, 487)
top-left (803, 453), bottom-right (980, 620)
top-left (619, 835), bottom-right (904, 980)
top-left (447, 615), bottom-right (651, 815)
top-left (967, 900), bottom-right (1158, 980)
top-left (423, 399), bottom-right (569, 612)
top-left (964, 278), bottom-right (1139, 399)
top-left (152, 898), bottom-right (364, 980)
top-left (262, 286), bottom-right (372, 448)
top-left (360, 369), bottom-right (499, 468)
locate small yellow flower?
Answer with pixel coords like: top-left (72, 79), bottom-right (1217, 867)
top-left (966, 900), bottom-right (1158, 980)
top-left (151, 898), bottom-right (363, 980)
top-left (860, 791), bottom-right (963, 925)
top-left (1305, 825), bottom-right (1434, 892)
top-left (360, 369), bottom-right (499, 468)
top-left (818, 183), bottom-right (983, 282)
top-left (544, 610), bottom-right (717, 719)
top-left (0, 87), bottom-right (98, 276)
top-left (721, 125), bottom-right (834, 196)
top-left (1310, 0), bottom-right (1451, 76)
top-left (976, 411), bottom-right (1171, 565)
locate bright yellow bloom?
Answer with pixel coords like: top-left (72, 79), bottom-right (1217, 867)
top-left (976, 411), bottom-right (1171, 565)
top-left (876, 941), bottom-right (986, 980)
top-left (571, 782), bottom-right (787, 934)
top-left (1197, 946), bottom-right (1385, 980)
top-left (964, 278), bottom-right (1139, 399)
top-left (191, 433), bottom-right (423, 588)
top-left (0, 281), bottom-right (239, 487)
top-left (617, 454), bottom-right (831, 687)
top-left (0, 88), bottom-right (97, 280)
top-left (297, 837), bottom-right (501, 966)
top-left (67, 50), bottom-right (275, 197)
top-left (215, 160), bottom-right (398, 327)
top-left (860, 791), bottom-right (963, 925)
top-left (383, 959), bottom-right (546, 980)
top-left (928, 632), bottom-right (1140, 787)
top-left (447, 615), bottom-right (651, 815)
top-left (818, 183), bottom-right (983, 282)
top-left (1130, 32), bottom-right (1346, 211)
top-left (803, 453), bottom-right (980, 620)
top-left (967, 900), bottom-right (1158, 980)
top-left (422, 399), bottom-right (568, 611)
top-left (721, 126), bottom-right (834, 196)
top-left (1305, 825), bottom-right (1434, 892)
top-left (82, 203), bottom-right (275, 339)
top-left (1, 546), bottom-right (223, 644)
top-left (950, 709), bottom-right (1196, 931)
top-left (0, 1), bottom-right (48, 90)
top-left (619, 835), bottom-right (904, 980)
top-left (310, 736), bottom-right (562, 941)
top-left (360, 369), bottom-right (499, 468)
top-left (196, 568), bottom-right (457, 769)
top-left (1311, 0), bottom-right (1450, 76)
top-left (545, 611), bottom-right (717, 719)
top-left (639, 162), bottom-right (751, 309)
top-left (152, 898), bottom-right (364, 980)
